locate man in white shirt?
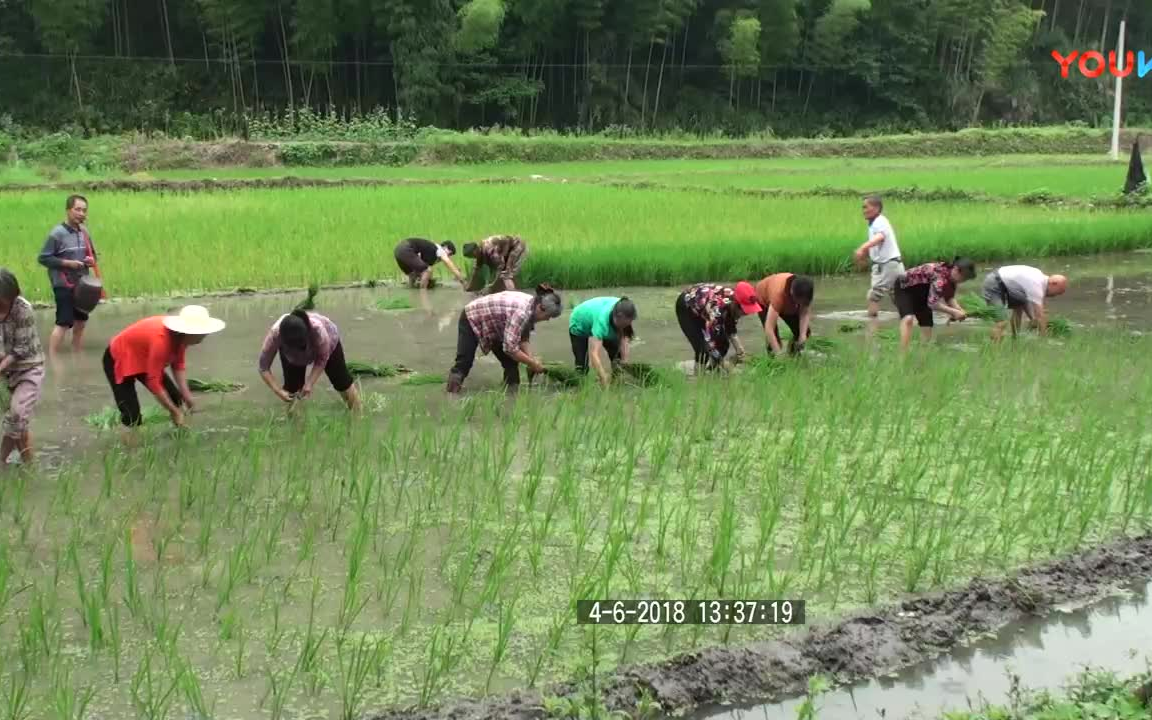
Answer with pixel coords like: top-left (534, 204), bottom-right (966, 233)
top-left (981, 265), bottom-right (1068, 340)
top-left (854, 196), bottom-right (904, 327)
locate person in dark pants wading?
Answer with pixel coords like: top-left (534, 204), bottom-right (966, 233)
top-left (675, 281), bottom-right (762, 374)
top-left (447, 285), bottom-right (562, 395)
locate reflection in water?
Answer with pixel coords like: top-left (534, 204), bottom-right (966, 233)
top-left (696, 581), bottom-right (1152, 720)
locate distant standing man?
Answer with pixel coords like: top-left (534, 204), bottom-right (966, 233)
top-left (854, 195), bottom-right (903, 332)
top-left (981, 265), bottom-right (1068, 340)
top-left (38, 195), bottom-right (99, 355)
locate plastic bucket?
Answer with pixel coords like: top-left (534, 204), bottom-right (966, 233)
top-left (74, 275), bottom-right (103, 313)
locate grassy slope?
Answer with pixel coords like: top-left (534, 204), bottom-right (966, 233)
top-left (2, 183), bottom-right (1151, 302)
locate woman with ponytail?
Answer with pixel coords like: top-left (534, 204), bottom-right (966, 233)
top-left (257, 308), bottom-right (361, 411)
top-left (568, 296), bottom-right (636, 387)
top-left (447, 284), bottom-right (562, 394)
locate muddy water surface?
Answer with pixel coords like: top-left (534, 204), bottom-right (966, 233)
top-left (695, 579), bottom-right (1152, 720)
top-left (21, 251), bottom-right (1152, 466)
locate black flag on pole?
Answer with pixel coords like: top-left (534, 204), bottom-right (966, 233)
top-left (1124, 135), bottom-right (1147, 194)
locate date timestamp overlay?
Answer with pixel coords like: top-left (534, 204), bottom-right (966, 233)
top-left (577, 599), bottom-right (805, 625)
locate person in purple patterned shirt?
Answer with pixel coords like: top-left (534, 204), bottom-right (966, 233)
top-left (892, 257), bottom-right (975, 351)
top-left (675, 281), bottom-right (762, 373)
top-left (257, 309), bottom-right (361, 411)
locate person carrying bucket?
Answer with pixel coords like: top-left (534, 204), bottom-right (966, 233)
top-left (446, 284), bottom-right (562, 395)
top-left (0, 269), bottom-right (45, 465)
top-left (980, 265), bottom-right (1068, 341)
top-left (393, 237), bottom-right (467, 289)
top-left (461, 235), bottom-right (529, 295)
top-left (754, 273), bottom-right (815, 356)
top-left (675, 282), bottom-right (762, 373)
top-left (891, 257), bottom-right (976, 351)
top-left (568, 296), bottom-right (637, 387)
top-left (257, 309), bottom-right (362, 412)
top-left (38, 194), bottom-right (106, 356)
top-left (102, 306), bottom-right (226, 438)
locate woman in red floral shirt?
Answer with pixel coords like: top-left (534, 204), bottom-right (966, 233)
top-left (675, 281), bottom-right (763, 372)
top-left (892, 257), bottom-right (975, 350)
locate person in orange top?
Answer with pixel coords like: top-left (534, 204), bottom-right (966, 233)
top-left (102, 305), bottom-right (226, 435)
top-left (754, 273), bottom-right (815, 356)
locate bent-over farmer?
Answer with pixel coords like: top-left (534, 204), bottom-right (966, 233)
top-left (675, 282), bottom-right (761, 373)
top-left (981, 265), bottom-right (1068, 340)
top-left (855, 195), bottom-right (904, 332)
top-left (447, 285), bottom-right (562, 395)
top-left (892, 257), bottom-right (976, 351)
top-left (754, 273), bottom-right (815, 356)
top-left (38, 194), bottom-right (102, 355)
top-left (257, 309), bottom-right (361, 412)
top-left (393, 237), bottom-right (466, 289)
top-left (0, 269), bottom-right (45, 465)
top-left (462, 234), bottom-right (529, 295)
top-left (568, 296), bottom-right (637, 387)
top-left (102, 306), bottom-right (225, 438)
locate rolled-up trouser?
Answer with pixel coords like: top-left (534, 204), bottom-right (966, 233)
top-left (3, 365), bottom-right (45, 438)
top-left (570, 333), bottom-right (620, 373)
top-left (103, 346), bottom-right (184, 427)
top-left (868, 259), bottom-right (905, 303)
top-left (675, 293), bottom-right (728, 368)
top-left (757, 308), bottom-right (809, 353)
top-left (448, 311), bottom-right (521, 389)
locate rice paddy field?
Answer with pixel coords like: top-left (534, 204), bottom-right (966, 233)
top-left (2, 169), bottom-right (1152, 303)
top-left (2, 147), bottom-right (1152, 720)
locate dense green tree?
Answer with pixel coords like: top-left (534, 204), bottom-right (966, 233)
top-left (0, 0), bottom-right (1148, 136)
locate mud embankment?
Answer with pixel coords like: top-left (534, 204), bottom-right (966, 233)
top-left (370, 533), bottom-right (1152, 720)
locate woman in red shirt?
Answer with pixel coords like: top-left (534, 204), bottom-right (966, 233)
top-left (102, 305), bottom-right (226, 435)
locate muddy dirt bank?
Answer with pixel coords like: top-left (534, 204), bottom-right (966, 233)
top-left (369, 532), bottom-right (1152, 720)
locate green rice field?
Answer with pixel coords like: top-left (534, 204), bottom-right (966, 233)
top-left (4, 332), bottom-right (1152, 718)
top-left (3, 180), bottom-right (1151, 303)
top-left (0, 153), bottom-right (1129, 201)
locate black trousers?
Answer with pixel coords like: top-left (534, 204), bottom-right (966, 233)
top-left (893, 284), bottom-right (935, 327)
top-left (281, 341), bottom-right (354, 394)
top-left (570, 333), bottom-right (620, 373)
top-left (675, 294), bottom-right (728, 367)
top-left (757, 308), bottom-right (809, 350)
top-left (103, 346), bottom-right (183, 427)
top-left (449, 311), bottom-right (521, 387)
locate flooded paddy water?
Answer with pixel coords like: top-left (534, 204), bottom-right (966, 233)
top-left (6, 251), bottom-right (1152, 720)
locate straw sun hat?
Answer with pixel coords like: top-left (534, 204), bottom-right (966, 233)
top-left (162, 305), bottom-right (226, 335)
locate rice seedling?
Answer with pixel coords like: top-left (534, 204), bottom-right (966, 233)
top-left (346, 360), bottom-right (413, 378)
top-left (4, 182), bottom-right (1152, 300)
top-left (84, 406), bottom-right (166, 430)
top-left (295, 282), bottom-right (320, 311)
top-left (187, 377), bottom-right (245, 393)
top-left (374, 295), bottom-right (414, 311)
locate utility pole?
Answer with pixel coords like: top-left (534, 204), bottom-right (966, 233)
top-left (1111, 18), bottom-right (1126, 160)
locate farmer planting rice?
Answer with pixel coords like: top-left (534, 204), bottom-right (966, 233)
top-left (981, 265), bottom-right (1069, 340)
top-left (754, 272), bottom-right (815, 356)
top-left (675, 282), bottom-right (761, 372)
top-left (0, 269), bottom-right (44, 465)
top-left (462, 234), bottom-right (529, 295)
top-left (38, 194), bottom-right (103, 356)
top-left (892, 257), bottom-right (976, 351)
top-left (257, 309), bottom-right (362, 412)
top-left (393, 237), bottom-right (467, 289)
top-left (568, 296), bottom-right (637, 387)
top-left (102, 305), bottom-right (225, 435)
top-left (446, 284), bottom-right (562, 395)
top-left (855, 195), bottom-right (904, 333)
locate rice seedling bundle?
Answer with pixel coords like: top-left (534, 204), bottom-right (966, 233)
top-left (2, 183), bottom-right (1150, 300)
top-left (187, 378), bottom-right (245, 393)
top-left (346, 360), bottom-right (413, 378)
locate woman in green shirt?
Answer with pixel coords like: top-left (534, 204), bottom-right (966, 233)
top-left (568, 297), bottom-right (637, 386)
